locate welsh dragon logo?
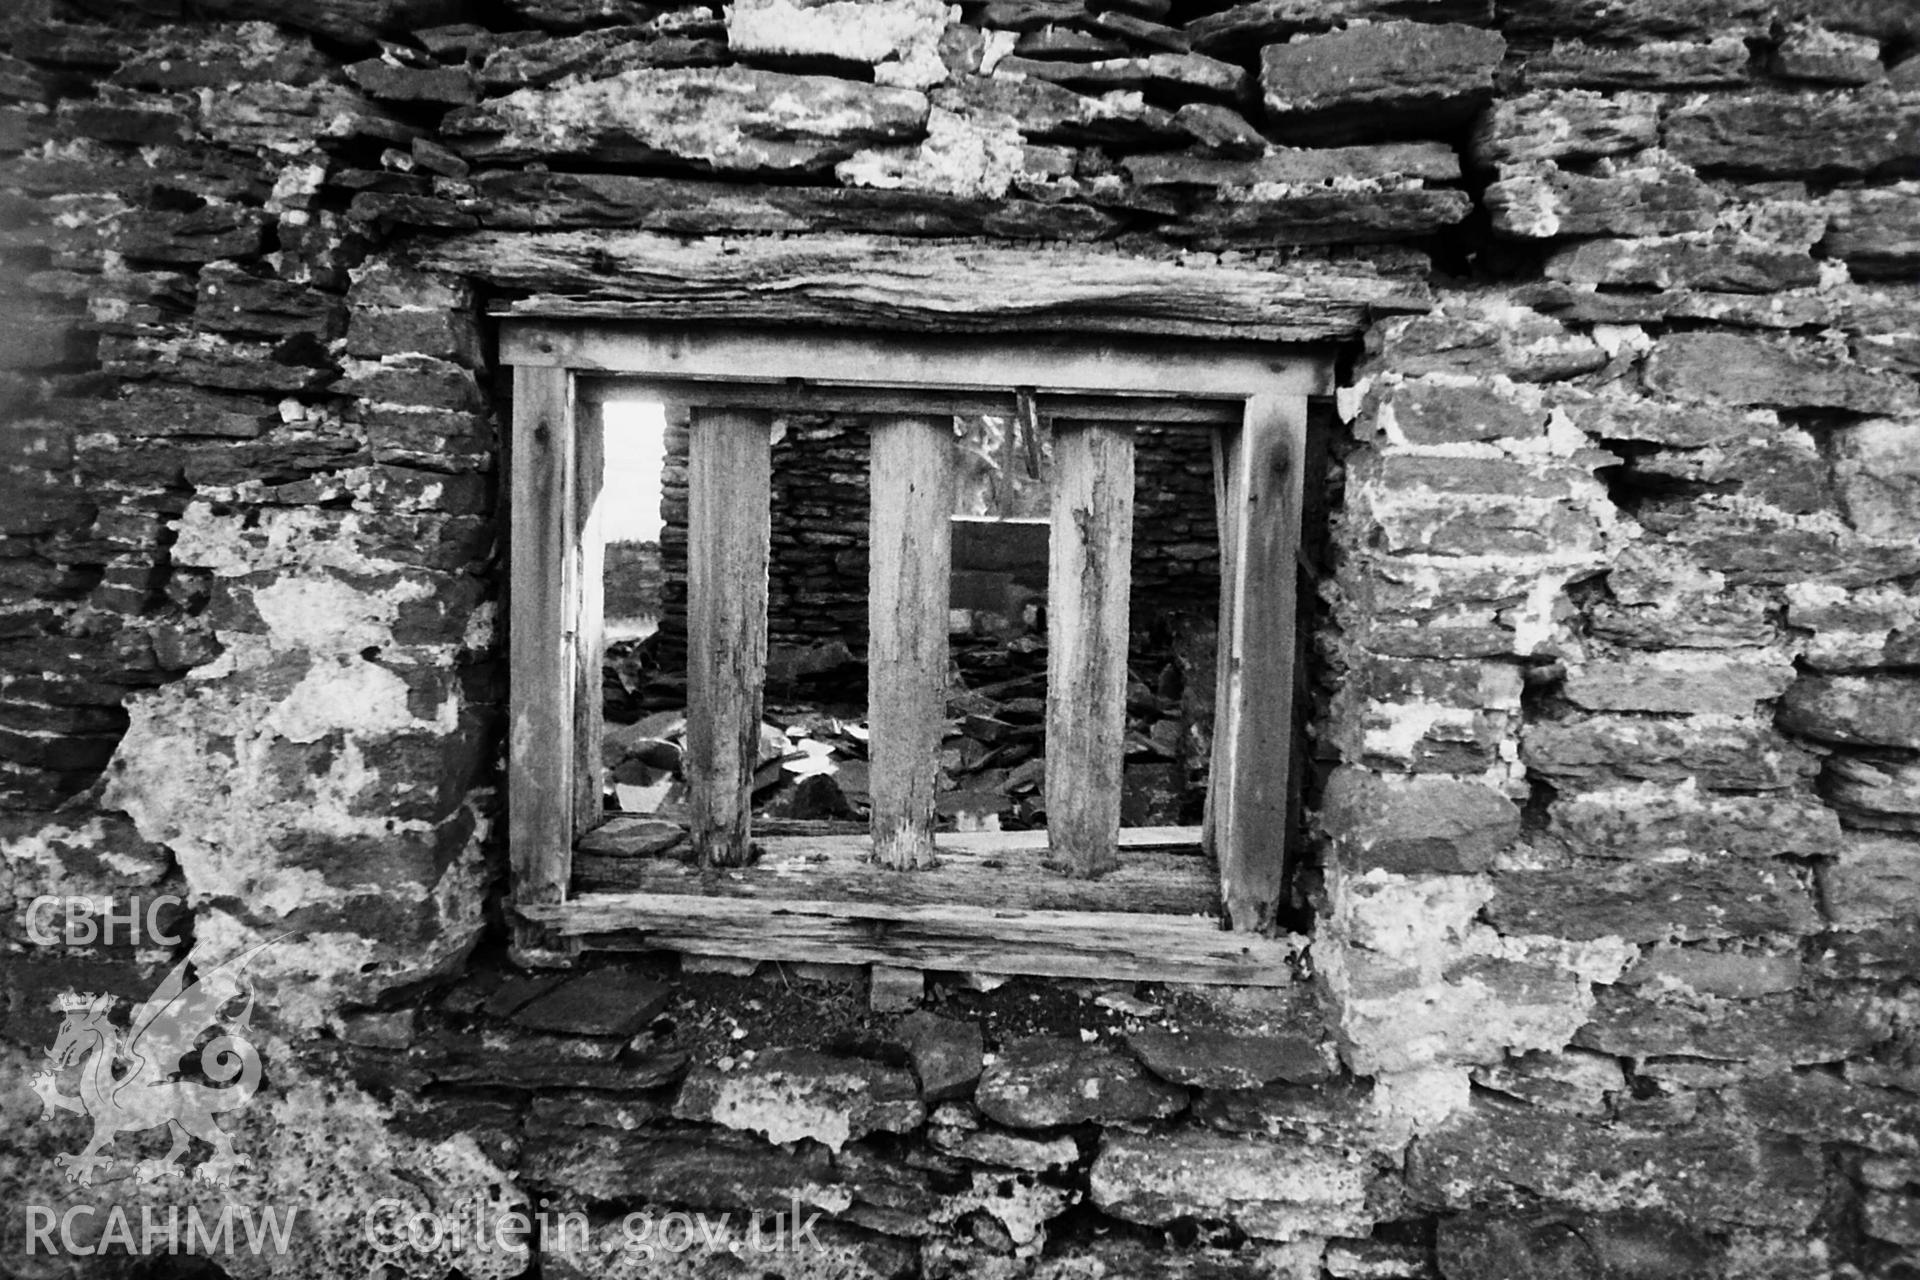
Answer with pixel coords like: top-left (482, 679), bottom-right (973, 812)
top-left (31, 942), bottom-right (272, 1186)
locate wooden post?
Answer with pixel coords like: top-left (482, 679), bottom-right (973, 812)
top-left (572, 395), bottom-right (606, 836)
top-left (867, 414), bottom-right (954, 870)
top-left (686, 407), bottom-right (772, 868)
top-left (1046, 420), bottom-right (1134, 879)
top-left (1203, 426), bottom-right (1240, 864)
top-left (510, 364), bottom-right (577, 922)
top-left (1215, 393), bottom-right (1305, 933)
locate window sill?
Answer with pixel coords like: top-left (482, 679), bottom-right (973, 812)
top-left (522, 823), bottom-right (1295, 984)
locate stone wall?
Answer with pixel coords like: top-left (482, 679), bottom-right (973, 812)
top-left (3, 0), bottom-right (1920, 1276)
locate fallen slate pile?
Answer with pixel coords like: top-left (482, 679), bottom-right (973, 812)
top-left (599, 615), bottom-right (1213, 832)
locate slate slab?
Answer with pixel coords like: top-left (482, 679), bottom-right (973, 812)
top-left (1128, 1027), bottom-right (1335, 1089)
top-left (1259, 21), bottom-right (1505, 142)
top-left (443, 66), bottom-right (929, 170)
top-left (509, 966), bottom-right (674, 1037)
top-left (673, 1048), bottom-right (925, 1150)
top-left (896, 1011), bottom-right (984, 1101)
top-left (1092, 1128), bottom-right (1370, 1240)
top-left (976, 1035), bottom-right (1186, 1127)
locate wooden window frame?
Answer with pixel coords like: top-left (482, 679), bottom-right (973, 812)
top-left (502, 322), bottom-right (1331, 984)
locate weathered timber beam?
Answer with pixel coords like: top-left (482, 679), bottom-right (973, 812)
top-left (506, 324), bottom-right (1329, 399)
top-left (1160, 190), bottom-right (1473, 251)
top-left (579, 823), bottom-right (1204, 856)
top-left (414, 231), bottom-right (1428, 342)
top-left (573, 829), bottom-right (1216, 915)
top-left (524, 895), bottom-right (1294, 985)
top-left (578, 378), bottom-right (1247, 423)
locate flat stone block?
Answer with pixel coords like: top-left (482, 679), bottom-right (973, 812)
top-left (522, 1128), bottom-right (832, 1209)
top-left (1773, 21), bottom-right (1887, 84)
top-left (1521, 35), bottom-right (1751, 89)
top-left (1545, 235), bottom-right (1819, 293)
top-left (1822, 754), bottom-right (1920, 830)
top-left (1620, 945), bottom-right (1803, 998)
top-left (1485, 860), bottom-right (1820, 942)
top-left (934, 72), bottom-right (1182, 145)
top-left (1499, 0), bottom-right (1771, 43)
top-left (672, 1048), bottom-right (924, 1150)
top-left (1549, 782), bottom-right (1839, 860)
top-left (929, 1125), bottom-right (1076, 1171)
top-left (1819, 832), bottom-right (1920, 927)
top-left (1665, 92), bottom-right (1920, 179)
top-left (1833, 417), bottom-right (1920, 540)
top-left (1187, 0), bottom-right (1495, 59)
top-left (1373, 378), bottom-right (1546, 444)
top-left (1631, 494), bottom-right (1920, 586)
top-left (997, 50), bottom-right (1248, 98)
top-left (509, 966), bottom-right (673, 1037)
top-left (727, 0), bottom-right (951, 86)
top-left (1091, 1128), bottom-right (1371, 1241)
top-left (1259, 21), bottom-right (1505, 142)
top-left (1822, 184), bottom-right (1920, 278)
top-left (1171, 102), bottom-right (1266, 156)
top-left (869, 964), bottom-right (924, 1012)
top-left (1469, 1048), bottom-right (1623, 1115)
top-left (1160, 187), bottom-right (1472, 248)
top-left (1737, 1070), bottom-right (1920, 1158)
top-left (345, 57), bottom-right (476, 104)
top-left (1562, 650), bottom-right (1795, 716)
top-left (1437, 1211), bottom-right (1721, 1280)
top-left (1471, 89), bottom-right (1658, 167)
top-left (1367, 309), bottom-right (1608, 382)
top-left (1864, 1190), bottom-right (1920, 1247)
top-left (1487, 160), bottom-right (1720, 238)
top-left (1573, 987), bottom-right (1886, 1067)
top-left (443, 66), bottom-right (929, 170)
top-left (975, 1035), bottom-right (1186, 1127)
top-left (1128, 1027), bottom-right (1335, 1089)
top-left (1780, 674), bottom-right (1920, 749)
top-left (894, 1011), bottom-right (984, 1100)
top-left (1645, 331), bottom-right (1913, 414)
top-left (1407, 1098), bottom-right (1824, 1230)
top-left (1320, 767), bottom-right (1520, 874)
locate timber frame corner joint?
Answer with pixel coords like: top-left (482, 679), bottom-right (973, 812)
top-left (501, 321), bottom-right (1331, 985)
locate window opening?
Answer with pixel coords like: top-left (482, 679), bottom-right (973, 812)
top-left (506, 325), bottom-right (1328, 983)
top-left (590, 408), bottom-right (1225, 844)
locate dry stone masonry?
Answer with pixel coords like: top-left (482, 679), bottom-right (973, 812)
top-left (3, 0), bottom-right (1920, 1277)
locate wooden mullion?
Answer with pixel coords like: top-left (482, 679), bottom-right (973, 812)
top-left (572, 394), bottom-right (606, 835)
top-left (509, 364), bottom-right (577, 926)
top-left (686, 406), bottom-right (773, 868)
top-left (1203, 423), bottom-right (1241, 866)
top-left (1046, 420), bottom-right (1135, 879)
top-left (1216, 392), bottom-right (1306, 934)
top-left (867, 414), bottom-right (954, 870)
